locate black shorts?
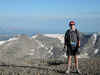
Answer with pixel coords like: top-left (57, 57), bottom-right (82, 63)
top-left (66, 46), bottom-right (80, 56)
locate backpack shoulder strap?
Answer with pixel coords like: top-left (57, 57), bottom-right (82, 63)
top-left (67, 29), bottom-right (70, 33)
top-left (67, 29), bottom-right (71, 40)
top-left (75, 29), bottom-right (79, 41)
top-left (75, 29), bottom-right (78, 34)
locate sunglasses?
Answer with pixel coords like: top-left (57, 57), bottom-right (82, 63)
top-left (70, 24), bottom-right (75, 26)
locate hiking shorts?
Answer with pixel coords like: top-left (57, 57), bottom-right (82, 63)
top-left (66, 46), bottom-right (80, 56)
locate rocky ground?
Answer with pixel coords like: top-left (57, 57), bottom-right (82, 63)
top-left (0, 57), bottom-right (99, 75)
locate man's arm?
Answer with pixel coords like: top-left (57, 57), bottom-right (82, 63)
top-left (64, 31), bottom-right (67, 48)
top-left (78, 40), bottom-right (80, 47)
top-left (77, 30), bottom-right (80, 48)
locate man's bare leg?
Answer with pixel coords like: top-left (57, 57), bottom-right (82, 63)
top-left (66, 56), bottom-right (72, 73)
top-left (74, 55), bottom-right (78, 69)
top-left (74, 55), bottom-right (81, 73)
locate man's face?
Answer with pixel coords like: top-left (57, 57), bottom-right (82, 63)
top-left (70, 24), bottom-right (75, 29)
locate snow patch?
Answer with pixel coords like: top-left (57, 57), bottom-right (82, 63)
top-left (62, 53), bottom-right (67, 58)
top-left (32, 35), bottom-right (38, 39)
top-left (78, 55), bottom-right (89, 58)
top-left (84, 53), bottom-right (88, 56)
top-left (28, 49), bottom-right (35, 55)
top-left (28, 53), bottom-right (34, 55)
top-left (8, 37), bottom-right (19, 42)
top-left (45, 47), bottom-right (48, 50)
top-left (92, 33), bottom-right (97, 45)
top-left (48, 46), bottom-right (53, 56)
top-left (44, 34), bottom-right (64, 43)
top-left (35, 40), bottom-right (44, 48)
top-left (83, 47), bottom-right (87, 50)
top-left (30, 49), bottom-right (35, 52)
top-left (48, 46), bottom-right (53, 53)
top-left (41, 43), bottom-right (45, 47)
top-left (94, 49), bottom-right (99, 54)
top-left (0, 37), bottom-right (19, 45)
top-left (0, 41), bottom-right (6, 45)
top-left (78, 53), bottom-right (89, 58)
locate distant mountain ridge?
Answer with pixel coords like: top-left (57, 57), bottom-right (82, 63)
top-left (0, 32), bottom-right (100, 65)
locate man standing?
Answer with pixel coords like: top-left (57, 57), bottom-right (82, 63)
top-left (64, 21), bottom-right (81, 74)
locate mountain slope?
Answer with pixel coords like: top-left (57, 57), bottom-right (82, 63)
top-left (0, 33), bottom-right (100, 65)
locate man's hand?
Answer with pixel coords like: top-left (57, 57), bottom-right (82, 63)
top-left (63, 45), bottom-right (67, 51)
top-left (64, 45), bottom-right (66, 49)
top-left (78, 40), bottom-right (80, 48)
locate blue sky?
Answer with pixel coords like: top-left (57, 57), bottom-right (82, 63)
top-left (0, 0), bottom-right (100, 34)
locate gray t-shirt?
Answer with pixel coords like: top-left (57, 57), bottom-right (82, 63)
top-left (64, 29), bottom-right (80, 46)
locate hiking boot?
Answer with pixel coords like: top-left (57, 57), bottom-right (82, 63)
top-left (76, 69), bottom-right (81, 74)
top-left (65, 69), bottom-right (70, 74)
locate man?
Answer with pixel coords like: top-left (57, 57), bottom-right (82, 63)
top-left (64, 21), bottom-right (81, 74)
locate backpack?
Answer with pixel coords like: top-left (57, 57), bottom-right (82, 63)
top-left (66, 29), bottom-right (79, 48)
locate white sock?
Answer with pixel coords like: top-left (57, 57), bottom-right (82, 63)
top-left (68, 65), bottom-right (71, 70)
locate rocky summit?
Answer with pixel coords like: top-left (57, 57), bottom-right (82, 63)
top-left (0, 57), bottom-right (99, 75)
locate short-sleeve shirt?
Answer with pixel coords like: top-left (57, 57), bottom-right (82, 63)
top-left (64, 29), bottom-right (80, 46)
